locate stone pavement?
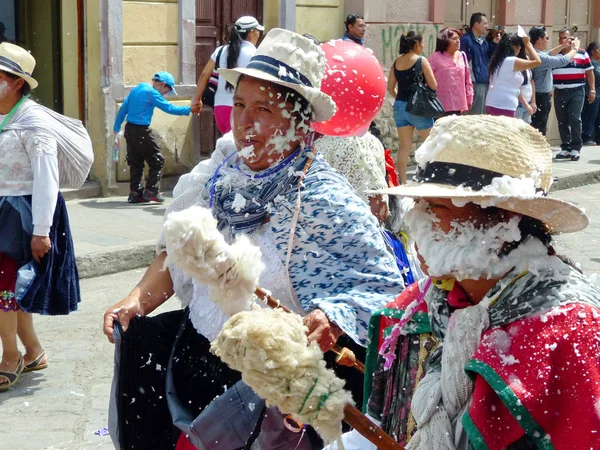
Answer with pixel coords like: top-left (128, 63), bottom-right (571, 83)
top-left (0, 269), bottom-right (179, 450)
top-left (70, 146), bottom-right (600, 280)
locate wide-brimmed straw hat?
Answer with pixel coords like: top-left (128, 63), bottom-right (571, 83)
top-left (373, 115), bottom-right (588, 234)
top-left (219, 28), bottom-right (336, 122)
top-left (0, 42), bottom-right (38, 90)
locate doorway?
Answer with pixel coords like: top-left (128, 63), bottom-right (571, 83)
top-left (195, 0), bottom-right (264, 159)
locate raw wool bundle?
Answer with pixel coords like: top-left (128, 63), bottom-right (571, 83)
top-left (163, 205), bottom-right (265, 315)
top-left (211, 308), bottom-right (354, 445)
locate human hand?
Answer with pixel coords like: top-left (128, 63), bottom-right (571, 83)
top-left (589, 90), bottom-right (596, 104)
top-left (525, 103), bottom-right (534, 115)
top-left (191, 98), bottom-right (203, 115)
top-left (31, 235), bottom-right (51, 263)
top-left (103, 295), bottom-right (142, 343)
top-left (572, 37), bottom-right (581, 50)
top-left (521, 35), bottom-right (530, 46)
top-left (303, 309), bottom-right (344, 352)
top-left (530, 103), bottom-right (537, 114)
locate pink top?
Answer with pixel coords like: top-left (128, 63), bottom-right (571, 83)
top-left (428, 50), bottom-right (474, 113)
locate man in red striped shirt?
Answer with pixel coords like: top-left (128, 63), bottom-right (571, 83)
top-left (553, 28), bottom-right (596, 161)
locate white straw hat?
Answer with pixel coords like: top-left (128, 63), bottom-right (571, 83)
top-left (219, 28), bottom-right (336, 122)
top-left (373, 115), bottom-right (588, 234)
top-left (0, 42), bottom-right (38, 90)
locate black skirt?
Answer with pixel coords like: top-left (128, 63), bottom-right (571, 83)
top-left (0, 193), bottom-right (80, 315)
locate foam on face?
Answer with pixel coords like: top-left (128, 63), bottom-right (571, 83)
top-left (405, 200), bottom-right (552, 281)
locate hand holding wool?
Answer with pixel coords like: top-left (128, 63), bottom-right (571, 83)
top-left (211, 308), bottom-right (354, 445)
top-left (163, 205), bottom-right (265, 315)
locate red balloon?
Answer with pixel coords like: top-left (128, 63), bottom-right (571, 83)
top-left (313, 40), bottom-right (387, 137)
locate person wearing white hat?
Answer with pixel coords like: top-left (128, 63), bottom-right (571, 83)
top-left (348, 115), bottom-right (600, 449)
top-left (0, 42), bottom-right (92, 391)
top-left (104, 29), bottom-right (404, 449)
top-left (192, 16), bottom-right (263, 134)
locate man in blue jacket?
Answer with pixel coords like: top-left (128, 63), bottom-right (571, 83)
top-left (113, 72), bottom-right (191, 203)
top-left (460, 13), bottom-right (500, 114)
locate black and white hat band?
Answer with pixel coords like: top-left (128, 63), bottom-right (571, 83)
top-left (246, 55), bottom-right (312, 87)
top-left (0, 55), bottom-right (31, 76)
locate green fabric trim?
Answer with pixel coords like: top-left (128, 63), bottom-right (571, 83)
top-left (363, 308), bottom-right (432, 412)
top-left (462, 412), bottom-right (489, 450)
top-left (363, 313), bottom-right (382, 412)
top-left (379, 309), bottom-right (432, 335)
top-left (465, 359), bottom-right (554, 450)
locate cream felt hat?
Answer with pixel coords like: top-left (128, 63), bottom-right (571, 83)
top-left (219, 28), bottom-right (336, 122)
top-left (0, 42), bottom-right (38, 90)
top-left (373, 115), bottom-right (588, 234)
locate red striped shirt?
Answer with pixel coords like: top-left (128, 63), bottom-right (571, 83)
top-left (553, 49), bottom-right (594, 88)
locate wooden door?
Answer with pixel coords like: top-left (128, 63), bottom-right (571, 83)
top-left (194, 0), bottom-right (263, 160)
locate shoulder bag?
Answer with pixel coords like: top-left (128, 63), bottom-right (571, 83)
top-left (202, 46), bottom-right (225, 108)
top-left (406, 56), bottom-right (445, 118)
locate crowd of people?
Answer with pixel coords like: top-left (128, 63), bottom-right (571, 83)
top-left (386, 14), bottom-right (598, 168)
top-left (1, 10), bottom-right (600, 450)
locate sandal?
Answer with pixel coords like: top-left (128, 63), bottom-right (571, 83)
top-left (23, 350), bottom-right (48, 372)
top-left (0, 354), bottom-right (24, 392)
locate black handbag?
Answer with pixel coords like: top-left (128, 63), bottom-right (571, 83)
top-left (406, 57), bottom-right (445, 118)
top-left (202, 46), bottom-right (225, 108)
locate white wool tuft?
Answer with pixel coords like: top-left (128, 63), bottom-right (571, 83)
top-left (163, 206), bottom-right (265, 315)
top-left (212, 308), bottom-right (354, 444)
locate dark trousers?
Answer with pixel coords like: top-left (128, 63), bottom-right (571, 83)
top-left (530, 92), bottom-right (552, 136)
top-left (124, 123), bottom-right (165, 194)
top-left (554, 86), bottom-right (586, 151)
top-left (582, 94), bottom-right (600, 143)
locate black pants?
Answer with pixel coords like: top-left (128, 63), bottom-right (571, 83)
top-left (124, 123), bottom-right (165, 194)
top-left (530, 92), bottom-right (552, 136)
top-left (554, 86), bottom-right (586, 151)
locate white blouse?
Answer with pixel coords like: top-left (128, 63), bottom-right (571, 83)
top-left (0, 121), bottom-right (60, 236)
top-left (314, 132), bottom-right (388, 205)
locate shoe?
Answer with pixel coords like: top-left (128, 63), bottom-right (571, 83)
top-left (0, 354), bottom-right (24, 392)
top-left (23, 350), bottom-right (48, 373)
top-left (142, 190), bottom-right (165, 203)
top-left (583, 141), bottom-right (596, 146)
top-left (127, 191), bottom-right (147, 203)
top-left (555, 151), bottom-right (572, 160)
top-left (570, 150), bottom-right (581, 161)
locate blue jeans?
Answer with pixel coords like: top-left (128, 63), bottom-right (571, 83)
top-left (393, 100), bottom-right (434, 130)
top-left (515, 105), bottom-right (531, 124)
top-left (582, 94), bottom-right (600, 143)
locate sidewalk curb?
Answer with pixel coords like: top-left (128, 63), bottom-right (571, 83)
top-left (76, 242), bottom-right (156, 279)
top-left (78, 169), bottom-right (600, 280)
top-left (551, 170), bottom-right (600, 191)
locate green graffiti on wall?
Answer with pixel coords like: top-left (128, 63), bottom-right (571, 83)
top-left (381, 23), bottom-right (441, 65)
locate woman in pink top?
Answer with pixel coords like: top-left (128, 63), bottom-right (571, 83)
top-left (428, 28), bottom-right (473, 115)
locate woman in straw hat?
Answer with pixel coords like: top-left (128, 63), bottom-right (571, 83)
top-left (331, 115), bottom-right (600, 449)
top-left (0, 43), bottom-right (91, 391)
top-left (103, 28), bottom-right (404, 449)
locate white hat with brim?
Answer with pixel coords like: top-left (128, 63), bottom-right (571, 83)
top-left (0, 42), bottom-right (38, 90)
top-left (219, 28), bottom-right (336, 123)
top-left (369, 115), bottom-right (588, 234)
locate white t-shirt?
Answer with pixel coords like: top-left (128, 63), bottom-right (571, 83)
top-left (486, 56), bottom-right (524, 111)
top-left (211, 41), bottom-right (257, 107)
top-left (519, 69), bottom-right (533, 103)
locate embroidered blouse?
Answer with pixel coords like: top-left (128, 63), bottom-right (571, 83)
top-left (428, 51), bottom-right (474, 112)
top-left (0, 123), bottom-right (59, 236)
top-left (157, 133), bottom-right (404, 346)
top-left (314, 132), bottom-right (388, 206)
